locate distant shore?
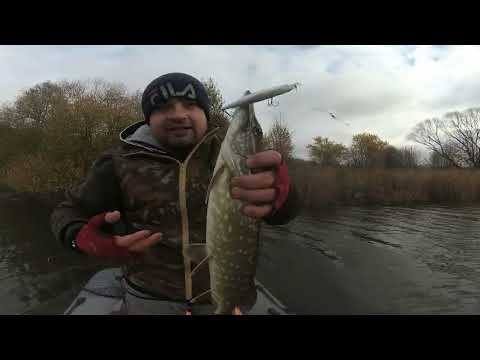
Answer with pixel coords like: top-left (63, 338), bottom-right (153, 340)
top-left (287, 162), bottom-right (480, 210)
top-left (4, 164), bottom-right (480, 214)
top-left (0, 186), bottom-right (65, 209)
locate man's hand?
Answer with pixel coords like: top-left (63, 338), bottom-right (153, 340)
top-left (75, 210), bottom-right (163, 257)
top-left (230, 150), bottom-right (289, 219)
top-left (106, 211), bottom-right (163, 252)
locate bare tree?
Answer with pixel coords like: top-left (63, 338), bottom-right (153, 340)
top-left (399, 146), bottom-right (420, 168)
top-left (429, 149), bottom-right (456, 168)
top-left (408, 108), bottom-right (480, 168)
top-left (264, 117), bottom-right (294, 161)
top-left (444, 109), bottom-right (480, 167)
top-left (202, 77), bottom-right (229, 137)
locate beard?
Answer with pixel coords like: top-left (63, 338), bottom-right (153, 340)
top-left (151, 124), bottom-right (198, 150)
top-left (163, 129), bottom-right (197, 148)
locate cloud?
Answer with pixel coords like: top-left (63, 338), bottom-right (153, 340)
top-left (1, 45), bottom-right (480, 159)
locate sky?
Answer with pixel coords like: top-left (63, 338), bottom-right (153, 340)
top-left (1, 45), bottom-right (480, 159)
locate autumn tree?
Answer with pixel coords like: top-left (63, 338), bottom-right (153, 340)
top-left (348, 132), bottom-right (388, 168)
top-left (307, 136), bottom-right (347, 167)
top-left (0, 76), bottom-right (233, 192)
top-left (0, 79), bottom-right (141, 192)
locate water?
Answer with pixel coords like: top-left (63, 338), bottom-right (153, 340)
top-left (258, 205), bottom-right (480, 314)
top-left (1, 197), bottom-right (480, 314)
top-left (0, 197), bottom-right (106, 315)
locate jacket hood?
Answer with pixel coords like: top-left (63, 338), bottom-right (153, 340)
top-left (119, 121), bottom-right (168, 154)
top-left (119, 120), bottom-right (221, 156)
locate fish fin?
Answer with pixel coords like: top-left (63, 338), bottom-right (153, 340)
top-left (183, 243), bottom-right (208, 264)
top-left (190, 289), bottom-right (211, 304)
top-left (191, 254), bottom-right (210, 277)
top-left (205, 161), bottom-right (226, 205)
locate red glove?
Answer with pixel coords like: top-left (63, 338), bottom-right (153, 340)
top-left (75, 212), bottom-right (130, 258)
top-left (273, 160), bottom-right (290, 212)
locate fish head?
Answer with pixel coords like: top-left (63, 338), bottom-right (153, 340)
top-left (226, 92), bottom-right (263, 152)
top-left (223, 91), bottom-right (264, 175)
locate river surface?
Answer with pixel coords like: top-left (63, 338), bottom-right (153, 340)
top-left (1, 197), bottom-right (480, 315)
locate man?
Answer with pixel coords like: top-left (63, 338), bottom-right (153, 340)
top-left (51, 72), bottom-right (299, 314)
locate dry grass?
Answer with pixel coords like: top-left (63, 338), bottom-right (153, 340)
top-left (3, 154), bottom-right (480, 210)
top-left (288, 159), bottom-right (480, 210)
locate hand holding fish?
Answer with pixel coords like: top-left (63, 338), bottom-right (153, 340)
top-left (230, 150), bottom-right (289, 219)
top-left (207, 83), bottom-right (297, 314)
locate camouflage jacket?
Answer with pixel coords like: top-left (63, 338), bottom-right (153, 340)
top-left (50, 120), bottom-right (300, 303)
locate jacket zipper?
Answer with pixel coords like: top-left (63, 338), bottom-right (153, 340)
top-left (178, 128), bottom-right (219, 301)
top-left (122, 127), bottom-right (220, 300)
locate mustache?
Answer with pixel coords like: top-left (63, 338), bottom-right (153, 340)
top-left (164, 121), bottom-right (193, 130)
top-left (165, 125), bottom-right (193, 130)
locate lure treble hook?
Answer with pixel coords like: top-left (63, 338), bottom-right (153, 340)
top-left (267, 97), bottom-right (280, 107)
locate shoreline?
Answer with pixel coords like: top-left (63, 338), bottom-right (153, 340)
top-left (0, 188), bottom-right (65, 209)
top-left (1, 187), bottom-right (480, 211)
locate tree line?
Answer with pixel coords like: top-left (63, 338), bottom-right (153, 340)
top-left (1, 77), bottom-right (479, 198)
top-left (306, 133), bottom-right (420, 168)
top-left (270, 108), bottom-right (480, 170)
top-left (0, 78), bottom-right (228, 193)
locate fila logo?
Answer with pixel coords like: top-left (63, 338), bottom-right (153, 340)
top-left (149, 82), bottom-right (197, 106)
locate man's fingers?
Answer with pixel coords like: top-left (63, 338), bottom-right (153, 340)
top-left (129, 233), bottom-right (163, 252)
top-left (246, 150), bottom-right (282, 169)
top-left (231, 171), bottom-right (275, 190)
top-left (231, 187), bottom-right (276, 204)
top-left (105, 210), bottom-right (121, 224)
top-left (242, 204), bottom-right (273, 219)
top-left (114, 230), bottom-right (152, 247)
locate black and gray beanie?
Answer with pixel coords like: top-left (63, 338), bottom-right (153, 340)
top-left (141, 72), bottom-right (211, 123)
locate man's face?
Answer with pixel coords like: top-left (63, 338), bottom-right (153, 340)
top-left (149, 98), bottom-right (208, 150)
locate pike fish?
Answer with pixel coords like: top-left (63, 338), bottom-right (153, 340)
top-left (205, 83), bottom-right (299, 315)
